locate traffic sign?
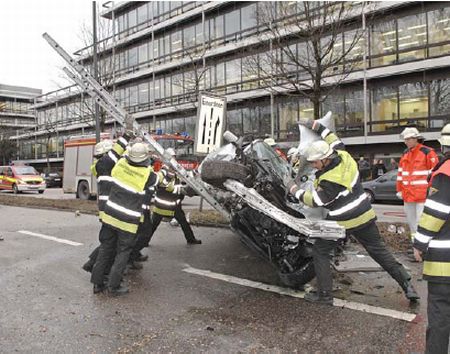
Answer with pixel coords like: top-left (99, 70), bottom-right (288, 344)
top-left (194, 93), bottom-right (226, 154)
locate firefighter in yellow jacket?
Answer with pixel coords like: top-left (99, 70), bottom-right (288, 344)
top-left (288, 118), bottom-right (419, 305)
top-left (90, 142), bottom-right (158, 295)
top-left (414, 123), bottom-right (450, 354)
top-left (150, 148), bottom-right (201, 245)
top-left (83, 134), bottom-right (130, 272)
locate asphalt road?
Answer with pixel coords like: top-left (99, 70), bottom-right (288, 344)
top-left (0, 205), bottom-right (426, 353)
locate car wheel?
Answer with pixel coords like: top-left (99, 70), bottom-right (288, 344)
top-left (76, 180), bottom-right (90, 200)
top-left (38, 190), bottom-right (45, 194)
top-left (200, 161), bottom-right (252, 188)
top-left (12, 184), bottom-right (19, 194)
top-left (278, 260), bottom-right (316, 289)
top-left (365, 189), bottom-right (375, 203)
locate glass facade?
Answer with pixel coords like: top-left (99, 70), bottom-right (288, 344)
top-left (24, 2), bottom-right (450, 162)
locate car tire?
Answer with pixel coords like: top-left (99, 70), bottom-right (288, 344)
top-left (38, 190), bottom-right (44, 194)
top-left (200, 161), bottom-right (252, 188)
top-left (278, 260), bottom-right (316, 289)
top-left (12, 184), bottom-right (19, 194)
top-left (365, 189), bottom-right (375, 203)
top-left (76, 180), bottom-right (90, 200)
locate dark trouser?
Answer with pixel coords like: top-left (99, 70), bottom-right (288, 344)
top-left (313, 221), bottom-right (410, 293)
top-left (426, 282), bottom-right (450, 354)
top-left (107, 229), bottom-right (138, 289)
top-left (91, 224), bottom-right (117, 286)
top-left (151, 206), bottom-right (196, 243)
top-left (130, 211), bottom-right (153, 261)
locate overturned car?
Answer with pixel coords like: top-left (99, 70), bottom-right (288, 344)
top-left (198, 114), bottom-right (345, 289)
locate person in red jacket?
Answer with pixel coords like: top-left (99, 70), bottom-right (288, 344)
top-left (396, 127), bottom-right (438, 245)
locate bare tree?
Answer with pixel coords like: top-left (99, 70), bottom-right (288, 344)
top-left (244, 1), bottom-right (367, 119)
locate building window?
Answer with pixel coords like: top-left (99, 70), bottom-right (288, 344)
top-left (397, 13), bottom-right (426, 63)
top-left (128, 8), bottom-right (137, 31)
top-left (322, 91), bottom-right (345, 129)
top-left (371, 85), bottom-right (398, 133)
top-left (428, 8), bottom-right (450, 57)
top-left (138, 82), bottom-right (149, 105)
top-left (344, 90), bottom-right (364, 135)
top-left (224, 9), bottom-right (240, 37)
top-left (137, 3), bottom-right (148, 25)
top-left (225, 58), bottom-right (241, 90)
top-left (138, 43), bottom-right (148, 65)
top-left (299, 99), bottom-right (314, 119)
top-left (227, 109), bottom-right (243, 135)
top-left (183, 24), bottom-right (196, 48)
top-left (430, 78), bottom-right (450, 128)
top-left (370, 19), bottom-right (397, 67)
top-left (241, 3), bottom-right (257, 32)
top-left (128, 47), bottom-right (138, 68)
top-left (398, 82), bottom-right (428, 128)
top-left (278, 100), bottom-right (299, 141)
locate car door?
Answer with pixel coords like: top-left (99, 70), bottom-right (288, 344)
top-left (374, 170), bottom-right (397, 200)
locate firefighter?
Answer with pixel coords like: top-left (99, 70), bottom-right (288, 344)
top-left (288, 118), bottom-right (419, 305)
top-left (287, 147), bottom-right (300, 174)
top-left (150, 148), bottom-right (201, 245)
top-left (90, 142), bottom-right (159, 295)
top-left (397, 127), bottom-right (438, 244)
top-left (413, 123), bottom-right (450, 354)
top-left (82, 135), bottom-right (130, 273)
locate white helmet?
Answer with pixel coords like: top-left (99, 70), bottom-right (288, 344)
top-left (128, 142), bottom-right (149, 163)
top-left (287, 147), bottom-right (298, 158)
top-left (304, 140), bottom-right (334, 162)
top-left (439, 124), bottom-right (450, 147)
top-left (400, 127), bottom-right (421, 140)
top-left (94, 140), bottom-right (113, 157)
top-left (166, 148), bottom-right (176, 157)
top-left (264, 138), bottom-right (277, 146)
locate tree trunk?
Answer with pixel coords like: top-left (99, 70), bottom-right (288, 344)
top-left (313, 100), bottom-right (321, 120)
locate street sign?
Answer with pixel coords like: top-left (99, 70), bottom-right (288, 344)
top-left (194, 93), bottom-right (226, 154)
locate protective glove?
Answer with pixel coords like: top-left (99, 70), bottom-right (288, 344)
top-left (286, 180), bottom-right (299, 195)
top-left (396, 192), bottom-right (403, 200)
top-left (298, 118), bottom-right (319, 132)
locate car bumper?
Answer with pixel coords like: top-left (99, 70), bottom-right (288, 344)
top-left (17, 184), bottom-right (46, 191)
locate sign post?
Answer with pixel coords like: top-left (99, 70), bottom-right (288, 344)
top-left (194, 93), bottom-right (226, 155)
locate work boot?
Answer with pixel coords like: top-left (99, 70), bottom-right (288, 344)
top-left (82, 260), bottom-right (94, 273)
top-left (93, 284), bottom-right (105, 294)
top-left (304, 290), bottom-right (333, 305)
top-left (108, 285), bottom-right (129, 296)
top-left (135, 253), bottom-right (148, 262)
top-left (128, 261), bottom-right (143, 270)
top-left (187, 239), bottom-right (202, 245)
top-left (402, 281), bottom-right (420, 302)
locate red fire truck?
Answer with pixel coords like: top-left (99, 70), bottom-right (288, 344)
top-left (63, 132), bottom-right (199, 199)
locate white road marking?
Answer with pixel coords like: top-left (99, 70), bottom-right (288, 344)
top-left (183, 266), bottom-right (417, 322)
top-left (17, 230), bottom-right (83, 246)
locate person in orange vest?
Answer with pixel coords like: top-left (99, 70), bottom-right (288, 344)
top-left (396, 127), bottom-right (438, 247)
top-left (413, 123), bottom-right (450, 353)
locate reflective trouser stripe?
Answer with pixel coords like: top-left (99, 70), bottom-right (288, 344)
top-left (423, 261), bottom-right (450, 277)
top-left (153, 206), bottom-right (175, 217)
top-left (337, 209), bottom-right (376, 230)
top-left (102, 213), bottom-right (139, 234)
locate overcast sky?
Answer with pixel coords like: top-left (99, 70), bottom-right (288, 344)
top-left (1, 0), bottom-right (94, 94)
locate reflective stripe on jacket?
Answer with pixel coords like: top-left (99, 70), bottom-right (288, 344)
top-left (103, 157), bottom-right (157, 234)
top-left (414, 157), bottom-right (450, 283)
top-left (296, 125), bottom-right (375, 232)
top-left (397, 144), bottom-right (438, 203)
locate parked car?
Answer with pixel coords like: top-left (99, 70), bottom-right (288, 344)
top-left (0, 165), bottom-right (46, 194)
top-left (44, 172), bottom-right (63, 188)
top-left (362, 169), bottom-right (400, 203)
